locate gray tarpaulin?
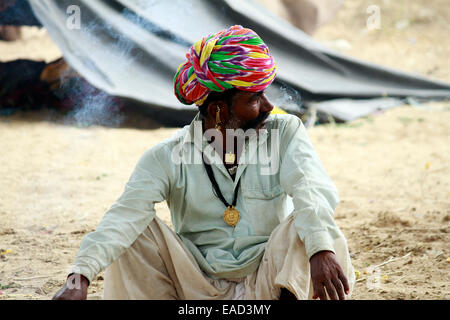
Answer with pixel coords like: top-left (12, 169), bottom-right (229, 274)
top-left (15, 0), bottom-right (450, 124)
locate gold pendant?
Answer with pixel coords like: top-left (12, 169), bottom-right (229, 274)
top-left (223, 206), bottom-right (240, 227)
top-left (225, 152), bottom-right (236, 164)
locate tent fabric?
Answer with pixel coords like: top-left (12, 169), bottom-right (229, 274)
top-left (0, 0), bottom-right (42, 26)
top-left (3, 0), bottom-right (450, 125)
top-left (254, 0), bottom-right (344, 36)
top-left (313, 97), bottom-right (405, 122)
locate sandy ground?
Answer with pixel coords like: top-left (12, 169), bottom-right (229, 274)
top-left (1, 0), bottom-right (449, 300)
top-left (315, 0), bottom-right (450, 84)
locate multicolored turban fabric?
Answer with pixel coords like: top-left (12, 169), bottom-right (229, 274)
top-left (174, 25), bottom-right (277, 106)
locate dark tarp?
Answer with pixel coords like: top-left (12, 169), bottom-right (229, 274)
top-left (0, 0), bottom-right (42, 26)
top-left (2, 0), bottom-right (450, 125)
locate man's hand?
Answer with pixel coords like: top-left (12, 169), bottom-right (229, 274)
top-left (52, 273), bottom-right (89, 300)
top-left (310, 251), bottom-right (349, 300)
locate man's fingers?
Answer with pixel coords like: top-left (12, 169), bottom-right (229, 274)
top-left (309, 252), bottom-right (350, 300)
top-left (339, 272), bottom-right (350, 295)
top-left (331, 277), bottom-right (346, 300)
top-left (324, 280), bottom-right (339, 300)
top-left (313, 284), bottom-right (328, 300)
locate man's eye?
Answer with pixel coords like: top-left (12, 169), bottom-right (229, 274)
top-left (251, 94), bottom-right (261, 102)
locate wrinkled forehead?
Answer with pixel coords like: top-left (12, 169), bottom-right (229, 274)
top-left (232, 90), bottom-right (265, 102)
top-left (227, 90), bottom-right (266, 116)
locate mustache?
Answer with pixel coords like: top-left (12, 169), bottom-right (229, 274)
top-left (241, 111), bottom-right (271, 131)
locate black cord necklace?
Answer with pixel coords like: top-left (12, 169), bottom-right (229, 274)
top-left (202, 156), bottom-right (241, 227)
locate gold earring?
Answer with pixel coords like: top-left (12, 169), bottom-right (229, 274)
top-left (215, 105), bottom-right (222, 131)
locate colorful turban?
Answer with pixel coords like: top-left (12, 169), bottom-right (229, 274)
top-left (173, 25), bottom-right (277, 106)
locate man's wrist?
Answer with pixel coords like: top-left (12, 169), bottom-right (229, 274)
top-left (66, 273), bottom-right (90, 288)
top-left (309, 250), bottom-right (334, 261)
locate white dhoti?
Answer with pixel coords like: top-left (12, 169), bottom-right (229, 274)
top-left (103, 215), bottom-right (355, 300)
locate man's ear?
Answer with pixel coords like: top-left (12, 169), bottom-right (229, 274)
top-left (207, 101), bottom-right (230, 122)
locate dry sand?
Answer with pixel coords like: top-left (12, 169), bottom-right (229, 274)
top-left (0, 0), bottom-right (449, 300)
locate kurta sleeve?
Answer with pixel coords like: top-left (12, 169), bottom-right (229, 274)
top-left (69, 144), bottom-right (171, 283)
top-left (279, 116), bottom-right (340, 260)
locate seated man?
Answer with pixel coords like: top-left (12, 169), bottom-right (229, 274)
top-left (53, 25), bottom-right (355, 300)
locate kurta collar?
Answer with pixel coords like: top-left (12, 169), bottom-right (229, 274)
top-left (182, 112), bottom-right (271, 184)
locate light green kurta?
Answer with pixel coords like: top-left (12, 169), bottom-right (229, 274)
top-left (70, 114), bottom-right (344, 283)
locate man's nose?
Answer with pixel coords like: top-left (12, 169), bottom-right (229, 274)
top-left (261, 94), bottom-right (274, 113)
